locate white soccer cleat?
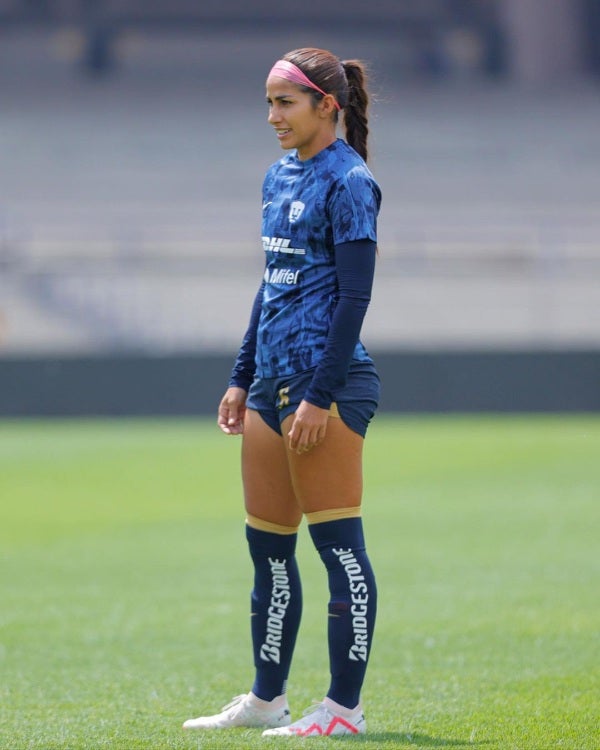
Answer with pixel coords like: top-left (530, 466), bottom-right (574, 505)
top-left (262, 699), bottom-right (366, 737)
top-left (182, 692), bottom-right (291, 730)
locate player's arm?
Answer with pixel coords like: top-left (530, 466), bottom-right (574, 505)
top-left (228, 280), bottom-right (264, 391)
top-left (288, 239), bottom-right (375, 452)
top-left (218, 280), bottom-right (265, 434)
top-left (303, 239), bottom-right (376, 409)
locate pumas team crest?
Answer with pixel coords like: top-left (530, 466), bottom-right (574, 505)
top-left (288, 200), bottom-right (305, 223)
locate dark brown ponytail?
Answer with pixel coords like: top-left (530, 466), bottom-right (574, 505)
top-left (341, 59), bottom-right (370, 162)
top-left (281, 48), bottom-right (372, 162)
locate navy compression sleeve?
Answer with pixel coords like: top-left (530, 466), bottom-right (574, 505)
top-left (228, 280), bottom-right (265, 391)
top-left (304, 239), bottom-right (377, 409)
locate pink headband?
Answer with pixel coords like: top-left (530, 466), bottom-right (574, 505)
top-left (268, 59), bottom-right (342, 111)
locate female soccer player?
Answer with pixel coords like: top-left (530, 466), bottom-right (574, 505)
top-left (183, 47), bottom-right (382, 738)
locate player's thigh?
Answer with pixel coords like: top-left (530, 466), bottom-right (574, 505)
top-left (281, 413), bottom-right (364, 513)
top-left (242, 408), bottom-right (302, 527)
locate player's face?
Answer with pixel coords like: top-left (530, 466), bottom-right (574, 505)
top-left (266, 76), bottom-right (337, 161)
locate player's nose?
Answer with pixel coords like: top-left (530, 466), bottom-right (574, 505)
top-left (268, 105), bottom-right (281, 125)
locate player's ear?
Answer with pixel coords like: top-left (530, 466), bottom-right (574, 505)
top-left (319, 94), bottom-right (338, 118)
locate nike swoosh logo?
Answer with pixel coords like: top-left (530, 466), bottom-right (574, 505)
top-left (263, 202), bottom-right (273, 210)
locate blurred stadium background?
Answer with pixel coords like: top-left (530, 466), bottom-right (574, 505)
top-left (1, 0), bottom-right (599, 414)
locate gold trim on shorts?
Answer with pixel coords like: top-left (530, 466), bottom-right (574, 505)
top-left (329, 402), bottom-right (340, 418)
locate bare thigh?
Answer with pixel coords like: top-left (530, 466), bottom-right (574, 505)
top-left (281, 413), bottom-right (364, 513)
top-left (242, 408), bottom-right (302, 528)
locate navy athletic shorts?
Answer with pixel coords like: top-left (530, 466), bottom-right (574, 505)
top-left (246, 361), bottom-right (380, 438)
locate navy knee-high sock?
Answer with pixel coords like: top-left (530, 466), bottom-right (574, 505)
top-left (246, 524), bottom-right (302, 701)
top-left (309, 517), bottom-right (377, 709)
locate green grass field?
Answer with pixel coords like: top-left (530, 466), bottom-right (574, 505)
top-left (1, 416), bottom-right (598, 750)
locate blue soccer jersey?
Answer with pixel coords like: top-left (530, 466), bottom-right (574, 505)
top-left (256, 138), bottom-right (381, 379)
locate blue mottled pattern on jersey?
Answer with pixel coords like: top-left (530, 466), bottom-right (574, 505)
top-left (257, 139), bottom-right (381, 378)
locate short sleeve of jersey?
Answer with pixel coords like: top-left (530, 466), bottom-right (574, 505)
top-left (327, 166), bottom-right (381, 246)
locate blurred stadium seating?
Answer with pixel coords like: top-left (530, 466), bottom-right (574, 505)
top-left (1, 10), bottom-right (599, 356)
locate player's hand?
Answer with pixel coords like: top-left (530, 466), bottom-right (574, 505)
top-left (287, 400), bottom-right (329, 454)
top-left (217, 387), bottom-right (247, 435)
